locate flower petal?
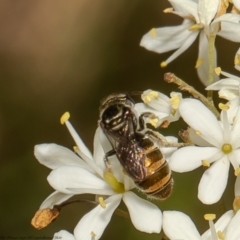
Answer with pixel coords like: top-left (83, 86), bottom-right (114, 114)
top-left (40, 191), bottom-right (73, 209)
top-left (225, 210), bottom-right (240, 240)
top-left (53, 230), bottom-right (76, 240)
top-left (163, 211), bottom-right (200, 239)
top-left (198, 157), bottom-right (230, 204)
top-left (34, 144), bottom-right (91, 170)
top-left (140, 20), bottom-right (193, 54)
top-left (74, 194), bottom-right (121, 240)
top-left (170, 146), bottom-right (219, 172)
top-left (217, 21), bottom-right (240, 42)
top-left (47, 166), bottom-right (114, 195)
top-left (123, 191), bottom-right (162, 233)
top-left (179, 98), bottom-right (223, 147)
top-left (169, 0), bottom-right (198, 20)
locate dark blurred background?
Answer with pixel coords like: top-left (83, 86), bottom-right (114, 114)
top-left (0, 0), bottom-right (238, 239)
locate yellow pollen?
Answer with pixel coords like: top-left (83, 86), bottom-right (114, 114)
top-left (202, 160), bottom-right (210, 167)
top-left (60, 112), bottom-right (70, 125)
top-left (91, 231), bottom-right (96, 238)
top-left (163, 7), bottom-right (173, 13)
top-left (233, 196), bottom-right (240, 212)
top-left (103, 170), bottom-right (125, 193)
top-left (219, 103), bottom-right (229, 110)
top-left (195, 130), bottom-right (202, 135)
top-left (142, 91), bottom-right (159, 103)
top-left (217, 231), bottom-right (225, 240)
top-left (188, 24), bottom-right (202, 31)
top-left (160, 61), bottom-right (167, 68)
top-left (221, 143), bottom-right (232, 154)
top-left (214, 67), bottom-right (222, 76)
top-left (73, 146), bottom-right (78, 153)
top-left (234, 54), bottom-right (240, 66)
top-left (150, 28), bottom-right (157, 38)
top-left (195, 58), bottom-right (203, 68)
top-left (98, 197), bottom-right (106, 209)
top-left (204, 213), bottom-right (216, 221)
top-left (149, 117), bottom-right (158, 128)
top-left (169, 95), bottom-right (180, 110)
top-left (235, 167), bottom-right (240, 176)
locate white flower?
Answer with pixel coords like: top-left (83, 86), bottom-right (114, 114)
top-left (170, 98), bottom-right (240, 204)
top-left (34, 112), bottom-right (163, 240)
top-left (135, 89), bottom-right (181, 128)
top-left (163, 210), bottom-right (240, 240)
top-left (140, 0), bottom-right (240, 85)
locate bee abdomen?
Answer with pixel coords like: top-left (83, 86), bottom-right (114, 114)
top-left (136, 161), bottom-right (173, 200)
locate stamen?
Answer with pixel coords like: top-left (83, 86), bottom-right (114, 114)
top-left (235, 167), bottom-right (240, 176)
top-left (195, 58), bottom-right (203, 68)
top-left (219, 103), bottom-right (229, 110)
top-left (202, 160), bottom-right (210, 167)
top-left (98, 197), bottom-right (106, 209)
top-left (160, 61), bottom-right (167, 68)
top-left (204, 213), bottom-right (216, 220)
top-left (221, 143), bottom-right (232, 154)
top-left (60, 112), bottom-right (70, 125)
top-left (163, 7), bottom-right (173, 13)
top-left (103, 170), bottom-right (125, 193)
top-left (204, 214), bottom-right (218, 240)
top-left (214, 67), bottom-right (221, 76)
top-left (150, 28), bottom-right (157, 38)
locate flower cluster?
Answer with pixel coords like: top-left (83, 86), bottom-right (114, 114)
top-left (31, 0), bottom-right (240, 239)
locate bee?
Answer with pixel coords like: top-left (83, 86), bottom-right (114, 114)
top-left (99, 93), bottom-right (177, 200)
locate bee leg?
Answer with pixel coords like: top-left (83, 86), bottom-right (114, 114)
top-left (104, 149), bottom-right (116, 170)
top-left (138, 112), bottom-right (156, 131)
top-left (145, 129), bottom-right (190, 148)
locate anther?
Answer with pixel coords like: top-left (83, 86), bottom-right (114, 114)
top-left (150, 28), bottom-right (157, 38)
top-left (91, 231), bottom-right (97, 238)
top-left (73, 146), bottom-right (79, 153)
top-left (195, 58), bottom-right (203, 68)
top-left (204, 213), bottom-right (216, 221)
top-left (217, 231), bottom-right (225, 240)
top-left (202, 160), bottom-right (210, 167)
top-left (195, 130), bottom-right (202, 135)
top-left (219, 103), bottom-right (229, 110)
top-left (160, 61), bottom-right (167, 68)
top-left (163, 8), bottom-right (173, 13)
top-left (214, 67), bottom-right (221, 76)
top-left (60, 112), bottom-right (70, 125)
top-left (235, 167), bottom-right (240, 176)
